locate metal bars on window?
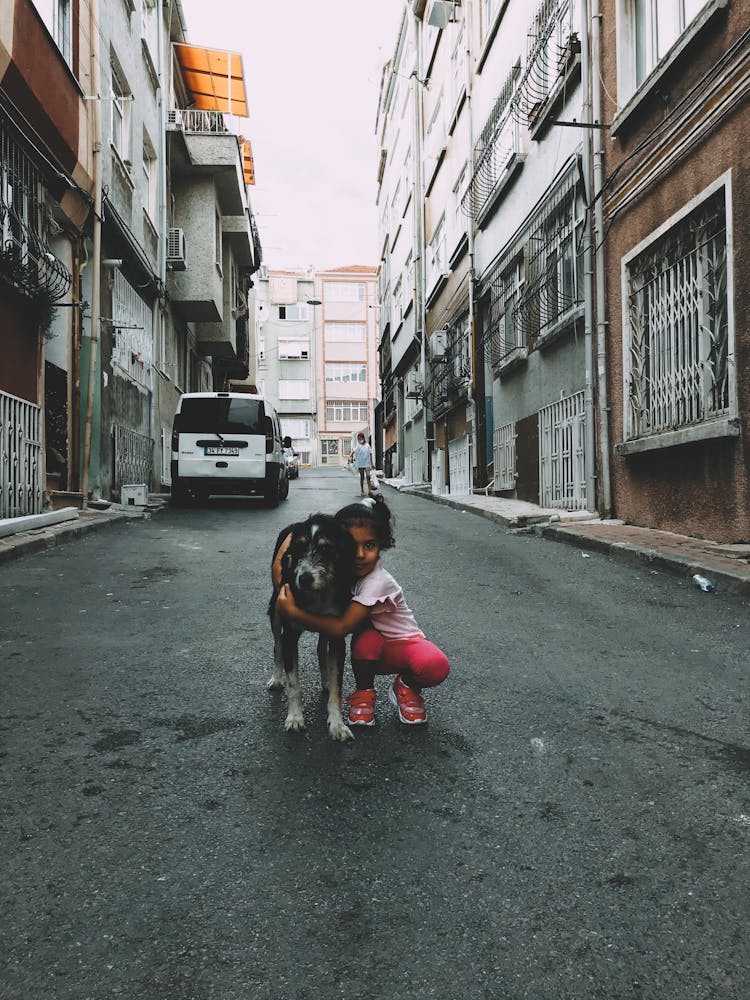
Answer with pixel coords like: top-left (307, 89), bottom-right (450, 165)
top-left (462, 66), bottom-right (521, 221)
top-left (0, 389), bottom-right (42, 518)
top-left (539, 390), bottom-right (586, 509)
top-left (0, 110), bottom-right (71, 300)
top-left (493, 422), bottom-right (517, 491)
top-left (111, 271), bottom-right (153, 389)
top-left (626, 189), bottom-right (729, 439)
top-left (512, 0), bottom-right (577, 125)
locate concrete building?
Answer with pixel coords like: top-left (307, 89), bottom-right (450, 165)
top-left (0, 0), bottom-right (262, 516)
top-left (0, 0), bottom-right (94, 517)
top-left (254, 266), bottom-right (318, 467)
top-left (599, 0), bottom-right (750, 541)
top-left (315, 265), bottom-right (379, 467)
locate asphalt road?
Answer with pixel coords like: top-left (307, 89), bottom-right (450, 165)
top-left (1, 468), bottom-right (748, 1000)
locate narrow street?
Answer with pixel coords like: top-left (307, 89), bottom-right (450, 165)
top-left (1, 468), bottom-right (748, 1000)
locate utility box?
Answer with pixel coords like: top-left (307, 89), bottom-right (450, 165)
top-left (121, 484), bottom-right (149, 506)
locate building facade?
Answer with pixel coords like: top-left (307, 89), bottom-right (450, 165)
top-left (0, 0), bottom-right (261, 517)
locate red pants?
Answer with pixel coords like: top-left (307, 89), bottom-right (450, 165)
top-left (351, 628), bottom-right (450, 689)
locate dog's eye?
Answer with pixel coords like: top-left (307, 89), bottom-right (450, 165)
top-left (315, 538), bottom-right (332, 549)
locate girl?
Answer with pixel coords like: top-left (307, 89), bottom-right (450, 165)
top-left (348, 432), bottom-right (375, 497)
top-left (276, 497), bottom-right (450, 726)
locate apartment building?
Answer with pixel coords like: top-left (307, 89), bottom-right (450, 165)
top-left (0, 0), bottom-right (261, 515)
top-left (599, 0), bottom-right (750, 541)
top-left (316, 266), bottom-right (379, 467)
top-left (254, 267), bottom-right (317, 466)
top-left (0, 0), bottom-right (94, 517)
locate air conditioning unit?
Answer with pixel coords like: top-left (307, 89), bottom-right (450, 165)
top-left (427, 0), bottom-right (459, 29)
top-left (430, 329), bottom-right (447, 358)
top-left (167, 227), bottom-right (186, 270)
top-left (167, 109), bottom-right (183, 129)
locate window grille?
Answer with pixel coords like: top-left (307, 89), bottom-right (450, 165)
top-left (325, 364), bottom-right (366, 383)
top-left (625, 188), bottom-right (729, 439)
top-left (513, 0), bottom-right (576, 125)
top-left (111, 271), bottom-right (153, 389)
top-left (493, 422), bottom-right (517, 491)
top-left (161, 426), bottom-right (172, 486)
top-left (448, 434), bottom-right (472, 496)
top-left (0, 111), bottom-right (70, 300)
top-left (462, 65), bottom-right (521, 221)
top-left (539, 391), bottom-right (587, 509)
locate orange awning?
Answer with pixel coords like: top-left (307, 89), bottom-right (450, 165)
top-left (242, 140), bottom-right (255, 185)
top-left (174, 43), bottom-right (248, 117)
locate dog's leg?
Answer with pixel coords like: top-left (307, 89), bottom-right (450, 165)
top-left (267, 603), bottom-right (285, 691)
top-left (319, 635), bottom-right (353, 742)
top-left (283, 628), bottom-right (305, 732)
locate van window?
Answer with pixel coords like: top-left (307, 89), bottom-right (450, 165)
top-left (177, 397), bottom-right (264, 435)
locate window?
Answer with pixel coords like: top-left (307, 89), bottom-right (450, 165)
top-left (487, 257), bottom-right (525, 366)
top-left (391, 276), bottom-right (403, 330)
top-left (323, 281), bottom-right (365, 303)
top-left (326, 401), bottom-right (369, 422)
top-left (32, 0), bottom-right (72, 66)
top-left (278, 379), bottom-right (310, 400)
top-left (278, 303), bottom-right (309, 320)
top-left (426, 216), bottom-right (447, 293)
top-left (450, 24), bottom-right (466, 113)
top-left (278, 339), bottom-right (310, 359)
top-left (624, 184), bottom-right (731, 441)
top-left (142, 133), bottom-right (157, 221)
top-left (325, 363), bottom-right (367, 383)
top-left (110, 68), bottom-right (131, 161)
top-left (632, 0), bottom-right (708, 88)
top-left (111, 271), bottom-right (153, 388)
top-left (467, 65), bottom-right (521, 224)
top-left (450, 163), bottom-right (468, 252)
top-left (324, 322), bottom-right (366, 342)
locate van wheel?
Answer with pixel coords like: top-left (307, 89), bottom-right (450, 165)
top-left (264, 471), bottom-right (280, 508)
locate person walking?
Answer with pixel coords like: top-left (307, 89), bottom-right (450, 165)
top-left (276, 497), bottom-right (450, 727)
top-left (349, 432), bottom-right (375, 497)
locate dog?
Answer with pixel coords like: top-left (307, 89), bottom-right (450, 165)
top-left (268, 513), bottom-right (356, 741)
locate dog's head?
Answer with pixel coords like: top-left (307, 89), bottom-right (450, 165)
top-left (276, 513), bottom-right (356, 612)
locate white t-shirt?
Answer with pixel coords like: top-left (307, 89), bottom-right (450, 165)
top-left (352, 561), bottom-right (424, 640)
top-left (353, 442), bottom-right (373, 469)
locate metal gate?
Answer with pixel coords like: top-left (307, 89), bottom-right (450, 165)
top-left (493, 421), bottom-right (516, 491)
top-left (448, 434), bottom-right (471, 496)
top-left (538, 391), bottom-right (587, 510)
top-left (0, 389), bottom-right (42, 518)
top-left (113, 425), bottom-right (153, 492)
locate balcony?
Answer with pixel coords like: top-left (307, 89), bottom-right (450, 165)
top-left (168, 108), bottom-right (247, 217)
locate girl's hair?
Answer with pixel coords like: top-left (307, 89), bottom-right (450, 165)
top-left (335, 495), bottom-right (395, 549)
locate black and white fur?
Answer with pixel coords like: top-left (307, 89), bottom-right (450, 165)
top-left (268, 514), bottom-right (356, 741)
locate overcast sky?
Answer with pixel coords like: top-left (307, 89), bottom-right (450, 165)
top-left (179, 0), bottom-right (405, 271)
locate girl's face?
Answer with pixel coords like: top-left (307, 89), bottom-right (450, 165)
top-left (347, 523), bottom-right (381, 578)
top-left (357, 435), bottom-right (365, 444)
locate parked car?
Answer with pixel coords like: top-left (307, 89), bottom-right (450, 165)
top-left (284, 447), bottom-right (300, 479)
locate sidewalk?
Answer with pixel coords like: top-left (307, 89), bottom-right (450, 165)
top-left (383, 479), bottom-right (750, 598)
top-left (0, 503), bottom-right (157, 566)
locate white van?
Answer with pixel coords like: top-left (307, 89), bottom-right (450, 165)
top-left (170, 392), bottom-right (289, 506)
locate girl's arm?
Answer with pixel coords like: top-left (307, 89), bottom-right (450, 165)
top-left (276, 585), bottom-right (370, 638)
top-left (272, 533), bottom-right (291, 591)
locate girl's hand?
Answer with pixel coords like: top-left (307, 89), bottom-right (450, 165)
top-left (277, 584), bottom-right (298, 619)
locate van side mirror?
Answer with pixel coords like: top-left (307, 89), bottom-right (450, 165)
top-left (264, 415), bottom-right (274, 454)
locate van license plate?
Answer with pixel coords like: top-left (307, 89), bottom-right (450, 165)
top-left (205, 446), bottom-right (240, 456)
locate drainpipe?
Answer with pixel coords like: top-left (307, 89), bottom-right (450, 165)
top-left (591, 0), bottom-right (612, 515)
top-left (81, 0), bottom-right (102, 505)
top-left (465, 0), bottom-right (478, 479)
top-left (580, 0), bottom-right (597, 511)
top-left (413, 10), bottom-right (428, 484)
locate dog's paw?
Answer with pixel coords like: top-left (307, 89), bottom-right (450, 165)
top-left (267, 676), bottom-right (285, 691)
top-left (329, 720), bottom-right (354, 742)
top-left (284, 714), bottom-right (305, 732)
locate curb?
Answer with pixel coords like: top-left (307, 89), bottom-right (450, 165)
top-left (392, 484), bottom-right (548, 529)
top-left (0, 511), bottom-right (134, 567)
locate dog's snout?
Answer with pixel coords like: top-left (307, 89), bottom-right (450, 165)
top-left (298, 571), bottom-right (315, 589)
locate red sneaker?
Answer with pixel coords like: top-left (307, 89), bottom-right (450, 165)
top-left (389, 676), bottom-right (427, 724)
top-left (347, 688), bottom-right (376, 726)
